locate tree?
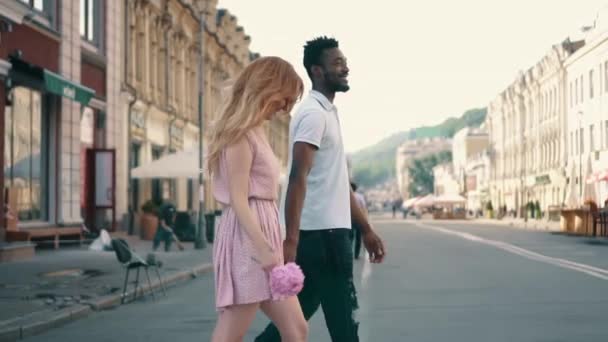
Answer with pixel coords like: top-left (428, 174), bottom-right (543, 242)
top-left (407, 151), bottom-right (452, 197)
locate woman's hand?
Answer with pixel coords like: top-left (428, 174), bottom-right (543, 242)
top-left (253, 245), bottom-right (280, 272)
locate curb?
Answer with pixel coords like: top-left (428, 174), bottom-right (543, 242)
top-left (473, 219), bottom-right (561, 232)
top-left (0, 263), bottom-right (213, 342)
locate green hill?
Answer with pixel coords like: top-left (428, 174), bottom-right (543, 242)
top-left (351, 107), bottom-right (487, 188)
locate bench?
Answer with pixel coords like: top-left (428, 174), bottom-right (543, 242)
top-left (5, 227), bottom-right (83, 249)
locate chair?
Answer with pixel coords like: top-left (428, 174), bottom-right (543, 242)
top-left (111, 239), bottom-right (165, 304)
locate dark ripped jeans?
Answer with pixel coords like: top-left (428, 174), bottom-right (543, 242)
top-left (256, 228), bottom-right (359, 342)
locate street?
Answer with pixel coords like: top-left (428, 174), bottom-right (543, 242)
top-left (22, 216), bottom-right (608, 342)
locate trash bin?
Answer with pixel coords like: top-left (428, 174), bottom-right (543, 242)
top-left (205, 213), bottom-right (216, 243)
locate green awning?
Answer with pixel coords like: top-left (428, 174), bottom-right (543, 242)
top-left (43, 70), bottom-right (95, 105)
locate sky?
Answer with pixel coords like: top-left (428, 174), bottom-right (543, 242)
top-left (217, 0), bottom-right (608, 153)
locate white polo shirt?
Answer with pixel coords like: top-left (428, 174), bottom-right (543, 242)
top-left (280, 90), bottom-right (351, 231)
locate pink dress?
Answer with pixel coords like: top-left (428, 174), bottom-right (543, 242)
top-left (212, 131), bottom-right (283, 311)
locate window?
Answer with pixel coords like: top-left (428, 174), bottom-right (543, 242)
top-left (580, 127), bottom-right (584, 154)
top-left (590, 70), bottom-right (595, 99)
top-left (590, 124), bottom-right (595, 151)
top-left (571, 132), bottom-right (574, 155)
top-left (80, 0), bottom-right (102, 46)
top-left (605, 121), bottom-right (608, 149)
top-left (575, 130), bottom-right (579, 155)
top-left (4, 87), bottom-right (48, 222)
top-left (19, 0), bottom-right (44, 12)
top-left (151, 147), bottom-right (163, 204)
top-left (130, 143), bottom-right (141, 211)
top-left (601, 121), bottom-right (605, 149)
top-left (605, 61), bottom-right (608, 93)
top-left (601, 64), bottom-right (604, 94)
top-left (187, 179), bottom-right (194, 211)
top-left (581, 75), bottom-right (584, 102)
top-left (575, 79), bottom-right (579, 104)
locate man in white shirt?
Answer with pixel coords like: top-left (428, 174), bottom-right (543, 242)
top-left (256, 36), bottom-right (385, 342)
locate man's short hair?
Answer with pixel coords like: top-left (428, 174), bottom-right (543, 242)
top-left (303, 36), bottom-right (339, 79)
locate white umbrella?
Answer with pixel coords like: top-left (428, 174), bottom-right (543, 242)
top-left (402, 197), bottom-right (420, 209)
top-left (131, 149), bottom-right (206, 179)
top-left (434, 193), bottom-right (466, 204)
top-left (414, 194), bottom-right (435, 207)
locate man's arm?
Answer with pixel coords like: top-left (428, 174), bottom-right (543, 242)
top-left (350, 190), bottom-right (372, 234)
top-left (283, 142), bottom-right (317, 262)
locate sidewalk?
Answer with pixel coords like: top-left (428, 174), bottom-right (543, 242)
top-left (0, 232), bottom-right (213, 342)
top-left (470, 217), bottom-right (562, 232)
top-left (370, 211), bottom-right (562, 232)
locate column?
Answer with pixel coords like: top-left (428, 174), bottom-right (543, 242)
top-left (59, 0), bottom-right (82, 224)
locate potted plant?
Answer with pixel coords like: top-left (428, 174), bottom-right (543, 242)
top-left (140, 199), bottom-right (160, 240)
top-left (534, 201), bottom-right (542, 220)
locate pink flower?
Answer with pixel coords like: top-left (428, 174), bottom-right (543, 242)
top-left (269, 262), bottom-right (305, 300)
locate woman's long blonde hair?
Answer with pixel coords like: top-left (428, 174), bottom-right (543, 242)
top-left (207, 56), bottom-right (304, 174)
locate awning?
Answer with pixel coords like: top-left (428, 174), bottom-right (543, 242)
top-left (8, 55), bottom-right (95, 106)
top-left (43, 70), bottom-right (95, 105)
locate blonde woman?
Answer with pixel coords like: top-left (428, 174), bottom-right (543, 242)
top-left (208, 57), bottom-right (308, 342)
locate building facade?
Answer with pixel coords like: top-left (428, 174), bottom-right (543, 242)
top-left (433, 163), bottom-right (459, 197)
top-left (487, 40), bottom-right (580, 216)
top-left (1, 0), bottom-right (122, 239)
top-left (395, 137), bottom-right (452, 199)
top-left (464, 150), bottom-right (491, 212)
top-left (452, 127), bottom-right (489, 194)
top-left (124, 0), bottom-right (290, 233)
top-left (564, 13), bottom-right (608, 206)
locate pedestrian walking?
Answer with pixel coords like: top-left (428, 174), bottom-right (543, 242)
top-left (255, 36), bottom-right (386, 342)
top-left (207, 57), bottom-right (308, 342)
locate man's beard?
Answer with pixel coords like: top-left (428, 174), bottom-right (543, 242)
top-left (334, 83), bottom-right (350, 92)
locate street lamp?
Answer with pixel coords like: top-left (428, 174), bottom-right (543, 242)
top-left (194, 1), bottom-right (211, 249)
top-left (577, 110), bottom-right (583, 203)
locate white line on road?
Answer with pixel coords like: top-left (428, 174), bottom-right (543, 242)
top-left (415, 222), bottom-right (608, 281)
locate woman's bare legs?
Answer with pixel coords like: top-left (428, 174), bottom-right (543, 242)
top-left (260, 296), bottom-right (308, 342)
top-left (212, 303), bottom-right (259, 342)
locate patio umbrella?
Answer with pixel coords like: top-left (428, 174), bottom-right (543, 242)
top-left (414, 194), bottom-right (436, 208)
top-left (402, 197), bottom-right (420, 209)
top-left (131, 149), bottom-right (206, 179)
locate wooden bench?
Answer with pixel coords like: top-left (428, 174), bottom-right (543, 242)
top-left (5, 226), bottom-right (83, 249)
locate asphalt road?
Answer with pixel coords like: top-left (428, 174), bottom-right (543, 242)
top-left (23, 216), bottom-right (608, 341)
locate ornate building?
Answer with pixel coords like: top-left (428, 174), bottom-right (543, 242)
top-left (487, 40), bottom-right (581, 216)
top-left (123, 0), bottom-right (290, 229)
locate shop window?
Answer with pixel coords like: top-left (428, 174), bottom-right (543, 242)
top-left (4, 87), bottom-right (48, 221)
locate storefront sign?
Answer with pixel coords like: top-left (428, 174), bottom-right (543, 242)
top-left (130, 110), bottom-right (146, 138)
top-left (170, 123), bottom-right (184, 148)
top-left (43, 70), bottom-right (95, 105)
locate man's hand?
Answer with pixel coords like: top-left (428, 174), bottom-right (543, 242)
top-left (363, 230), bottom-right (386, 263)
top-left (283, 238), bottom-right (298, 263)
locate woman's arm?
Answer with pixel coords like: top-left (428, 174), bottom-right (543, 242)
top-left (225, 136), bottom-right (277, 270)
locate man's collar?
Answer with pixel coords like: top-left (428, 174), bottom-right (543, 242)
top-left (310, 90), bottom-right (336, 111)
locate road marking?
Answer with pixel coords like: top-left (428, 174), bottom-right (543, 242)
top-left (415, 222), bottom-right (608, 281)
